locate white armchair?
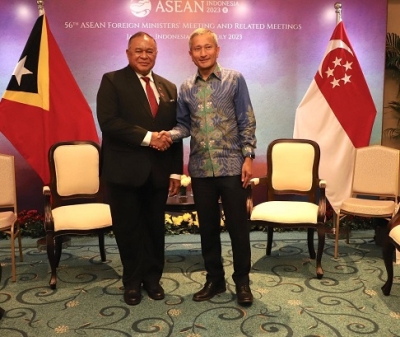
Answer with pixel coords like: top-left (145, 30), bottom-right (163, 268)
top-left (247, 139), bottom-right (327, 279)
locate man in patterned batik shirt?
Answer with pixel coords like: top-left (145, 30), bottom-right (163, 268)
top-left (167, 28), bottom-right (257, 306)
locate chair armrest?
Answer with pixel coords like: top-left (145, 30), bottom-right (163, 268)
top-left (246, 185), bottom-right (253, 219)
top-left (43, 186), bottom-right (54, 232)
top-left (317, 179), bottom-right (327, 222)
top-left (246, 176), bottom-right (268, 219)
top-left (250, 176), bottom-right (267, 187)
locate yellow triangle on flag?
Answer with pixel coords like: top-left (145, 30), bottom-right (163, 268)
top-left (2, 16), bottom-right (49, 111)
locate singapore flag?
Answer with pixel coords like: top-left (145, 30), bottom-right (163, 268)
top-left (293, 21), bottom-right (376, 210)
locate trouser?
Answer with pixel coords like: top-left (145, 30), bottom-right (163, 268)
top-left (107, 180), bottom-right (168, 289)
top-left (191, 175), bottom-right (251, 286)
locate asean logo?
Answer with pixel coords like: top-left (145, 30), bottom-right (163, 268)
top-left (130, 0), bottom-right (152, 18)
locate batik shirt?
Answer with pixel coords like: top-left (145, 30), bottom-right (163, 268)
top-left (171, 64), bottom-right (256, 178)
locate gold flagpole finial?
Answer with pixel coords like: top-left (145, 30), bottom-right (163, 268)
top-left (334, 2), bottom-right (342, 24)
top-left (37, 0), bottom-right (45, 16)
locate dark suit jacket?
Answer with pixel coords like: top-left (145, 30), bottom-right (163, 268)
top-left (96, 66), bottom-right (183, 187)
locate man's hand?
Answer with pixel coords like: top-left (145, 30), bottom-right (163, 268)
top-left (150, 131), bottom-right (172, 151)
top-left (168, 178), bottom-right (180, 196)
top-left (241, 157), bottom-right (253, 188)
top-left (158, 130), bottom-right (170, 139)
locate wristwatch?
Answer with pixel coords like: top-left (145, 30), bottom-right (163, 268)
top-left (245, 153), bottom-right (255, 159)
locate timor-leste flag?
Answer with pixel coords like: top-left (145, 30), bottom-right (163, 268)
top-left (293, 21), bottom-right (376, 210)
top-left (0, 14), bottom-right (99, 184)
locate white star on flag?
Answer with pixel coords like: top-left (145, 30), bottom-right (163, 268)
top-left (13, 56), bottom-right (33, 86)
top-left (323, 56), bottom-right (353, 88)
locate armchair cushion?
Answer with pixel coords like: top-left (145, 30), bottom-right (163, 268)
top-left (390, 225), bottom-right (400, 247)
top-left (341, 198), bottom-right (395, 216)
top-left (0, 211), bottom-right (17, 230)
top-left (52, 204), bottom-right (112, 231)
top-left (250, 201), bottom-right (319, 224)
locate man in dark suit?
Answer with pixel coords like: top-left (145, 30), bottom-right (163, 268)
top-left (96, 32), bottom-right (183, 306)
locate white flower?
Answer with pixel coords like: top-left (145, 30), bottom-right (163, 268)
top-left (181, 174), bottom-right (191, 187)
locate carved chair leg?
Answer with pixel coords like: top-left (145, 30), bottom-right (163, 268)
top-left (266, 227), bottom-right (273, 255)
top-left (54, 236), bottom-right (63, 268)
top-left (98, 233), bottom-right (106, 262)
top-left (381, 210), bottom-right (400, 296)
top-left (345, 223), bottom-right (351, 244)
top-left (316, 226), bottom-right (325, 279)
top-left (46, 233), bottom-right (57, 289)
top-left (333, 212), bottom-right (341, 259)
top-left (381, 236), bottom-right (395, 296)
top-left (307, 228), bottom-right (316, 259)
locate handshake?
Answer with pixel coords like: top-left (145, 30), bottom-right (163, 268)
top-left (150, 131), bottom-right (172, 151)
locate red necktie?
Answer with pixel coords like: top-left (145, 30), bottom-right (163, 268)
top-left (141, 77), bottom-right (158, 117)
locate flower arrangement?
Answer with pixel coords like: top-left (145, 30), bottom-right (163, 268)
top-left (18, 210), bottom-right (45, 238)
top-left (164, 211), bottom-right (225, 235)
top-left (165, 211), bottom-right (199, 235)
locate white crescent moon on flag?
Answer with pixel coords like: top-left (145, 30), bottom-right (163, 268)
top-left (318, 39), bottom-right (353, 77)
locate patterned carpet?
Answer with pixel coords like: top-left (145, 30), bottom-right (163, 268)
top-left (0, 231), bottom-right (399, 337)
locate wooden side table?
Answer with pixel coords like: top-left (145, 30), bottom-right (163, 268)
top-left (165, 193), bottom-right (224, 220)
top-left (165, 193), bottom-right (196, 213)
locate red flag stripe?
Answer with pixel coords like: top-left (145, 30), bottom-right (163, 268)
top-left (314, 22), bottom-right (376, 148)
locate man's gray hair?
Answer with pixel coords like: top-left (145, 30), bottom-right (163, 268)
top-left (189, 28), bottom-right (218, 49)
top-left (127, 31), bottom-right (157, 49)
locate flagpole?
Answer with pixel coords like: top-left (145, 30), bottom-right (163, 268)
top-left (334, 2), bottom-right (342, 24)
top-left (332, 1), bottom-right (342, 253)
top-left (37, 0), bottom-right (45, 15)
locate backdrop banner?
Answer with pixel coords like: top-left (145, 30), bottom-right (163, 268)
top-left (0, 0), bottom-right (387, 210)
